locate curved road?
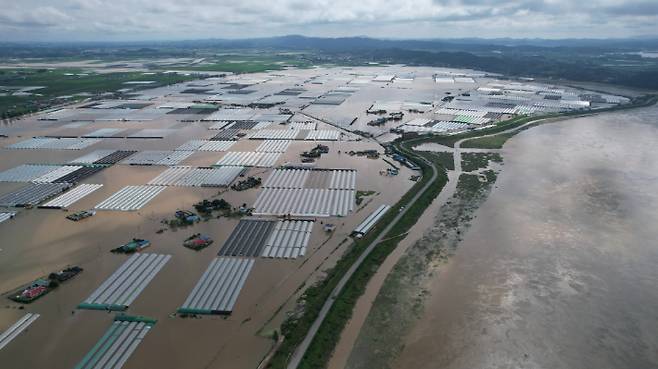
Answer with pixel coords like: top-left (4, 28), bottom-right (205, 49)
top-left (452, 115), bottom-right (568, 170)
top-left (286, 142), bottom-right (439, 369)
top-left (286, 114), bottom-right (563, 369)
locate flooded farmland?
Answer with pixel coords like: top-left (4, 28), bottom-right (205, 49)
top-left (393, 106), bottom-right (658, 369)
top-left (0, 64), bottom-right (636, 369)
top-left (0, 66), bottom-right (428, 369)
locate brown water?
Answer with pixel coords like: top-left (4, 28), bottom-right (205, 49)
top-left (0, 83), bottom-right (416, 368)
top-left (0, 66), bottom-right (640, 369)
top-left (395, 106), bottom-right (658, 369)
top-left (327, 170), bottom-right (460, 369)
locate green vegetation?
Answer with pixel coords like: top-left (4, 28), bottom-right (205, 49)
top-left (9, 266), bottom-right (82, 304)
top-left (461, 152), bottom-right (502, 172)
top-left (0, 96), bottom-right (34, 120)
top-left (0, 68), bottom-right (198, 118)
top-left (347, 169), bottom-right (499, 369)
top-left (192, 198), bottom-right (252, 219)
top-left (336, 93), bottom-right (653, 365)
top-left (328, 46), bottom-right (658, 90)
top-left (460, 134), bottom-right (512, 149)
top-left (278, 133), bottom-right (507, 369)
top-left (455, 170), bottom-right (498, 197)
top-left (171, 53), bottom-right (313, 73)
top-left (267, 137), bottom-right (450, 369)
top-left (161, 210), bottom-right (201, 229)
top-left (0, 68), bottom-right (181, 95)
top-left (332, 96), bottom-right (658, 369)
top-left (409, 93), bottom-right (658, 151)
top-left (114, 314), bottom-right (158, 325)
top-left (432, 151), bottom-right (455, 171)
top-left (231, 176), bottom-right (262, 191)
top-left (193, 198), bottom-right (232, 215)
top-left (459, 94), bottom-right (658, 149)
top-left (355, 190), bottom-right (376, 205)
top-left (4, 38), bottom-right (658, 89)
top-left (406, 114), bottom-right (543, 148)
top-left (268, 133), bottom-right (508, 368)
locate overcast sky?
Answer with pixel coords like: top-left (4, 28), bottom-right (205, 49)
top-left (2, 0), bottom-right (657, 41)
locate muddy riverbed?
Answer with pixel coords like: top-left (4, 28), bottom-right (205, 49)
top-left (391, 106), bottom-right (658, 369)
top-left (0, 86), bottom-right (415, 368)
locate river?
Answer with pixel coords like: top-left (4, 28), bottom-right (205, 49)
top-left (394, 105), bottom-right (658, 369)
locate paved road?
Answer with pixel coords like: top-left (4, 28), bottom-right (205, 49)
top-left (286, 115), bottom-right (558, 369)
top-left (299, 111), bottom-right (352, 135)
top-left (286, 142), bottom-right (439, 369)
top-left (455, 116), bottom-right (560, 149)
top-left (452, 115), bottom-right (563, 170)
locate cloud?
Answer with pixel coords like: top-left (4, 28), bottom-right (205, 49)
top-left (0, 6), bottom-right (71, 28)
top-left (0, 0), bottom-right (656, 41)
top-left (602, 0), bottom-right (658, 16)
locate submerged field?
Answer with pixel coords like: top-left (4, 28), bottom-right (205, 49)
top-left (173, 53), bottom-right (314, 73)
top-left (0, 63), bottom-right (638, 369)
top-left (343, 102), bottom-right (658, 369)
top-left (345, 164), bottom-right (500, 369)
top-left (0, 68), bottom-right (197, 118)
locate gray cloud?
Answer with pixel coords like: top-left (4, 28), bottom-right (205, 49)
top-left (0, 0), bottom-right (656, 41)
top-left (603, 0), bottom-right (658, 16)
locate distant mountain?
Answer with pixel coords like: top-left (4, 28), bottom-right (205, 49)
top-left (3, 35), bottom-right (658, 51)
top-left (1, 35), bottom-right (657, 90)
top-left (173, 35), bottom-right (658, 51)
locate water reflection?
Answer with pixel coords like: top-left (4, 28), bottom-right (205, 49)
top-left (395, 106), bottom-right (658, 369)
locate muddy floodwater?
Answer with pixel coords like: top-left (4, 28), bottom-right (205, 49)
top-left (395, 106), bottom-right (658, 369)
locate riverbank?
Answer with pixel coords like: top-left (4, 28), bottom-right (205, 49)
top-left (266, 92), bottom-right (657, 369)
top-left (393, 103), bottom-right (658, 369)
top-left (408, 93), bottom-right (658, 150)
top-left (344, 166), bottom-right (500, 369)
top-left (264, 145), bottom-right (448, 369)
top-left (338, 93), bottom-right (658, 369)
top-left (461, 93), bottom-right (658, 149)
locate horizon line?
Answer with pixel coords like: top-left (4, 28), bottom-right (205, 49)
top-left (2, 34), bottom-right (658, 45)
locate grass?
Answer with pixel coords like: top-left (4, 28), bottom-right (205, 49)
top-left (458, 94), bottom-right (658, 149)
top-left (460, 134), bottom-right (512, 149)
top-left (181, 61), bottom-right (305, 73)
top-left (461, 152), bottom-right (502, 172)
top-left (432, 151), bottom-right (455, 171)
top-left (303, 97), bottom-right (658, 369)
top-left (0, 96), bottom-right (34, 119)
top-left (455, 170), bottom-right (498, 198)
top-left (405, 93), bottom-right (658, 150)
top-left (170, 53), bottom-right (313, 74)
top-left (266, 141), bottom-right (449, 369)
top-left (0, 68), bottom-right (195, 95)
top-left (404, 114), bottom-right (535, 148)
top-left (355, 190), bottom-right (376, 205)
top-left (0, 68), bottom-right (199, 118)
top-left (339, 96), bottom-right (658, 366)
top-left (294, 146), bottom-right (448, 369)
top-left (345, 169), bottom-right (500, 369)
top-left (283, 91), bottom-right (654, 366)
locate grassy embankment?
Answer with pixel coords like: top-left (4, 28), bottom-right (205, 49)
top-left (405, 94), bottom-right (658, 150)
top-left (266, 145), bottom-right (449, 369)
top-left (460, 94), bottom-right (658, 149)
top-left (346, 168), bottom-right (499, 369)
top-left (433, 151), bottom-right (455, 171)
top-left (461, 152), bottom-right (502, 172)
top-left (0, 68), bottom-right (199, 118)
top-left (340, 94), bottom-right (658, 367)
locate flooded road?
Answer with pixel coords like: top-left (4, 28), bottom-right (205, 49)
top-left (395, 106), bottom-right (658, 369)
